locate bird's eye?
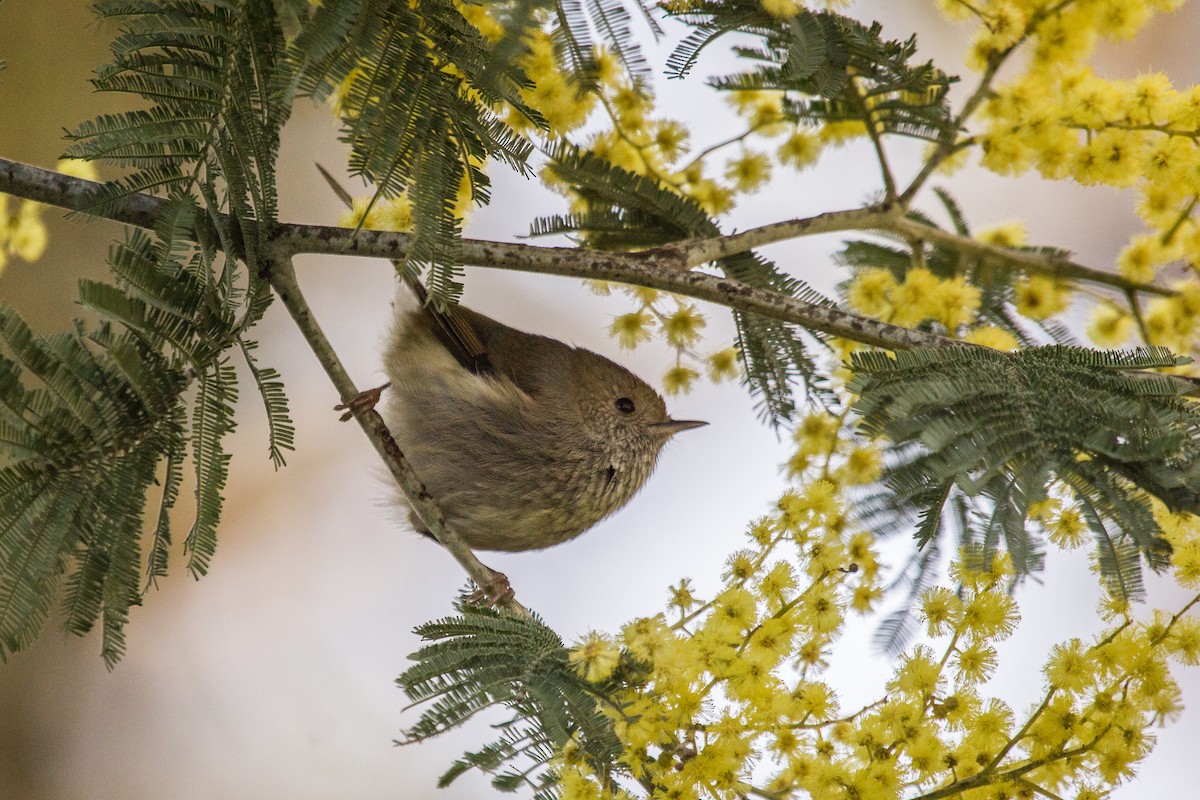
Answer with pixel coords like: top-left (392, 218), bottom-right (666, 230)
top-left (614, 397), bottom-right (636, 414)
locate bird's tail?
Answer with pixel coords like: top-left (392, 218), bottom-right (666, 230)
top-left (317, 162), bottom-right (491, 374)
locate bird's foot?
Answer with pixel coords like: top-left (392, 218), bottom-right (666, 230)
top-left (335, 382), bottom-right (391, 422)
top-left (466, 567), bottom-right (515, 608)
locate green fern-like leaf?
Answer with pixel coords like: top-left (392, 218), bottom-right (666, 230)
top-left (399, 601), bottom-right (623, 794)
top-left (289, 0), bottom-right (538, 306)
top-left (667, 2), bottom-right (955, 142)
top-left (849, 345), bottom-right (1191, 601)
top-left (0, 306), bottom-right (190, 665)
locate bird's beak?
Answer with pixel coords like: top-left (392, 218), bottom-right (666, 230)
top-left (651, 418), bottom-right (708, 437)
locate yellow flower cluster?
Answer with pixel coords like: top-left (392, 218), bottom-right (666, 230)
top-left (1139, 281), bottom-right (1200, 353)
top-left (0, 195), bottom-right (48, 275)
top-left (512, 30), bottom-right (598, 137)
top-left (1153, 504), bottom-right (1200, 589)
top-left (338, 193), bottom-right (416, 232)
top-left (560, 482), bottom-right (1200, 800)
top-left (786, 409), bottom-right (882, 489)
top-left (944, 2), bottom-right (1199, 287)
top-left (598, 283), bottom-right (738, 395)
top-left (559, 477), bottom-right (884, 798)
top-left (846, 266), bottom-right (983, 335)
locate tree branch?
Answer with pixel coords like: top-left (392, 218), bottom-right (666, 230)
top-left (0, 157), bottom-right (960, 351)
top-left (671, 203), bottom-right (1170, 297)
top-left (262, 249), bottom-right (528, 614)
top-left (0, 156), bottom-right (1179, 358)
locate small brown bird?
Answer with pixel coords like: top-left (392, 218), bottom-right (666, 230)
top-left (382, 283), bottom-right (706, 552)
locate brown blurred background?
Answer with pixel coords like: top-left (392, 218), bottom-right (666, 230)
top-left (2, 1), bottom-right (1199, 797)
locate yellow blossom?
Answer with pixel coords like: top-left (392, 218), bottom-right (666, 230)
top-left (651, 121), bottom-right (689, 163)
top-left (1087, 304), bottom-right (1133, 347)
top-left (1028, 498), bottom-right (1060, 521)
top-left (759, 561), bottom-right (796, 603)
top-left (725, 151), bottom-right (772, 191)
top-left (851, 583), bottom-right (882, 613)
top-left (670, 579), bottom-right (698, 612)
top-left (626, 286), bottom-right (661, 305)
top-left (889, 267), bottom-right (943, 327)
top-left (1165, 616), bottom-right (1200, 665)
top-left (1014, 275), bottom-right (1070, 319)
top-left (778, 130), bottom-right (821, 169)
top-left (611, 84), bottom-right (649, 124)
top-left (593, 47), bottom-right (622, 88)
top-left (891, 647), bottom-right (941, 698)
top-left (7, 202), bottom-right (48, 262)
top-left (962, 325), bottom-right (1019, 351)
top-left (788, 479), bottom-right (839, 526)
top-left (662, 304), bottom-right (707, 348)
top-left (622, 616), bottom-right (671, 663)
top-left (1072, 128), bottom-right (1147, 187)
top-left (366, 194), bottom-right (415, 231)
top-left (686, 178), bottom-right (735, 215)
top-left (1048, 506), bottom-right (1089, 549)
top-left (760, 0), bottom-right (800, 18)
top-left (847, 268), bottom-right (897, 317)
top-left (569, 631), bottom-right (621, 682)
top-left (976, 221), bottom-right (1028, 248)
top-left (837, 445), bottom-right (882, 485)
top-left (455, 1), bottom-right (503, 40)
top-left (1095, 2), bottom-right (1154, 41)
top-left (818, 119), bottom-right (867, 144)
top-left (1120, 233), bottom-right (1170, 284)
top-left (55, 158), bottom-right (98, 181)
top-left (961, 591), bottom-right (1020, 641)
top-left (933, 275), bottom-right (982, 330)
top-left (663, 364), bottom-right (700, 394)
top-left (922, 587), bottom-right (963, 637)
top-left (610, 311), bottom-right (653, 349)
top-left (706, 347), bottom-right (740, 381)
top-left (793, 412), bottom-right (839, 453)
top-left (799, 582), bottom-right (842, 633)
top-left (1044, 639), bottom-right (1095, 693)
top-left (954, 641), bottom-right (998, 684)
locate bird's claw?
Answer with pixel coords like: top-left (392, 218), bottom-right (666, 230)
top-left (466, 568), bottom-right (515, 607)
top-left (335, 382), bottom-right (391, 421)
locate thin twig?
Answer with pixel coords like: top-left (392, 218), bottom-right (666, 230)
top-left (673, 204), bottom-right (1171, 297)
top-left (262, 248), bottom-right (529, 615)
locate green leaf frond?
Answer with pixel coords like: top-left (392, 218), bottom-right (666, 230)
top-left (544, 0), bottom-right (663, 90)
top-left (399, 601), bottom-right (623, 794)
top-left (67, 0), bottom-right (290, 266)
top-left (0, 305), bottom-right (190, 667)
top-left (237, 337), bottom-right (295, 469)
top-left (849, 345), bottom-right (1191, 602)
top-left (10, 0), bottom-right (304, 663)
top-left (538, 143), bottom-right (835, 422)
top-left (1, 209), bottom-right (294, 662)
top-left (578, 0), bottom-right (656, 80)
top-left (289, 0), bottom-right (539, 305)
top-left (666, 2), bottom-right (955, 142)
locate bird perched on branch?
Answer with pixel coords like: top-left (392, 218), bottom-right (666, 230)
top-left (382, 279), bottom-right (706, 552)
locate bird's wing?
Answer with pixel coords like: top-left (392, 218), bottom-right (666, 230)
top-left (409, 281), bottom-right (497, 377)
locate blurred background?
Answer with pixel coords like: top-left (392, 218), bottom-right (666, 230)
top-left (2, 1), bottom-right (1199, 797)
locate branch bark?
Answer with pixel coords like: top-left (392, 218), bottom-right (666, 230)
top-left (0, 157), bottom-right (960, 351)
